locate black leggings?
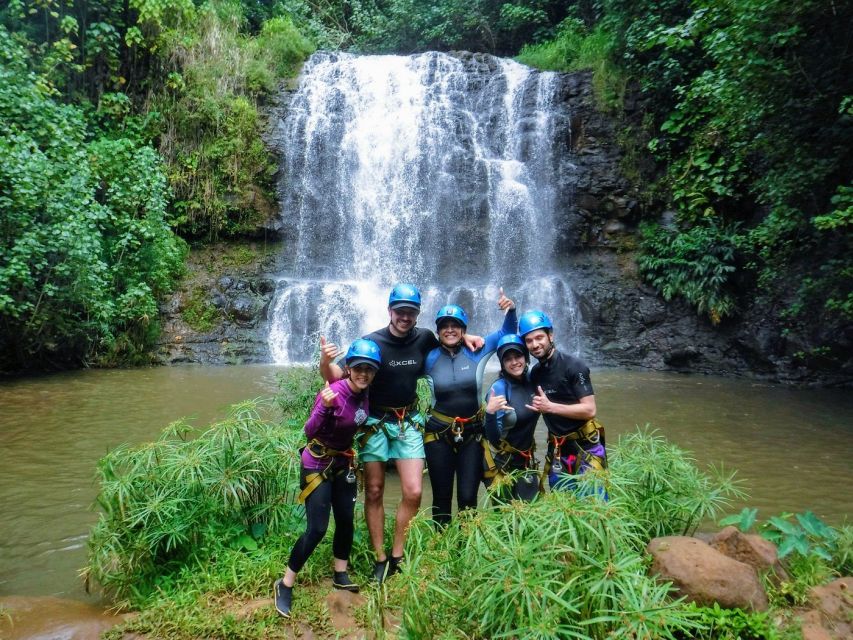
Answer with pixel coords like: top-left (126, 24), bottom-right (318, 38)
top-left (287, 467), bottom-right (357, 573)
top-left (425, 435), bottom-right (483, 527)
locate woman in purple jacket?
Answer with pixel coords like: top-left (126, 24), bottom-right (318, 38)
top-left (274, 339), bottom-right (381, 618)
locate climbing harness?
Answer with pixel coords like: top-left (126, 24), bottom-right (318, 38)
top-left (482, 438), bottom-right (537, 480)
top-left (354, 401), bottom-right (422, 449)
top-left (539, 418), bottom-right (607, 493)
top-left (297, 439), bottom-right (358, 504)
top-left (424, 406), bottom-right (485, 446)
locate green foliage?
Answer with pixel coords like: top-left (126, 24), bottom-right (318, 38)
top-left (180, 285), bottom-right (220, 332)
top-left (717, 508), bottom-right (851, 607)
top-left (766, 551), bottom-right (835, 608)
top-left (517, 18), bottom-right (625, 109)
top-left (84, 397), bottom-right (304, 604)
top-left (605, 427), bottom-right (745, 538)
top-left (378, 495), bottom-right (700, 639)
top-left (278, 0), bottom-right (577, 55)
top-left (638, 221), bottom-right (743, 324)
top-left (154, 3), bottom-right (314, 239)
top-left (719, 506), bottom-right (759, 533)
top-left (275, 366), bottom-right (322, 424)
top-left (611, 0), bottom-right (853, 351)
top-left (367, 428), bottom-right (744, 638)
top-left (680, 602), bottom-right (778, 640)
top-left (0, 30), bottom-right (186, 370)
top-left (763, 512), bottom-right (839, 562)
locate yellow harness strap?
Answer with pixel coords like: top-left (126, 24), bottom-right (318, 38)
top-left (482, 439), bottom-right (535, 479)
top-left (297, 467), bottom-right (331, 504)
top-left (538, 419), bottom-right (606, 493)
top-left (425, 406), bottom-right (484, 444)
top-left (297, 440), bottom-right (358, 504)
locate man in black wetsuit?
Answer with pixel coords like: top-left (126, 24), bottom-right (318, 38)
top-left (320, 284), bottom-right (483, 581)
top-left (519, 310), bottom-right (607, 490)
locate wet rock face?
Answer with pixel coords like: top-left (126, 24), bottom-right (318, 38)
top-left (155, 244), bottom-right (280, 366)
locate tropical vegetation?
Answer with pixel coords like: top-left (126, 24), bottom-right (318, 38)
top-left (86, 370), bottom-right (851, 639)
top-left (2, 1), bottom-right (850, 373)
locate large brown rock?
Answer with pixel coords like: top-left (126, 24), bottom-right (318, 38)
top-left (647, 536), bottom-right (769, 611)
top-left (800, 577), bottom-right (853, 640)
top-left (710, 526), bottom-right (789, 580)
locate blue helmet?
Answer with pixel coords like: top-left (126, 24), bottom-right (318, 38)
top-left (344, 338), bottom-right (382, 370)
top-left (518, 310), bottom-right (553, 337)
top-left (497, 334), bottom-right (528, 362)
top-left (435, 304), bottom-right (468, 329)
top-left (388, 283), bottom-right (422, 310)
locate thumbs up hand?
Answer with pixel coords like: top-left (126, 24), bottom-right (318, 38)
top-left (496, 286), bottom-right (515, 311)
top-left (320, 380), bottom-right (338, 408)
top-left (319, 335), bottom-right (340, 367)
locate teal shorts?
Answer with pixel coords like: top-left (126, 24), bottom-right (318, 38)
top-left (358, 413), bottom-right (426, 463)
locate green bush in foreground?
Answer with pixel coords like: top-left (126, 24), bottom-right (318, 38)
top-left (84, 398), bottom-right (303, 603)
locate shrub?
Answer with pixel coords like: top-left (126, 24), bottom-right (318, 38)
top-left (638, 220), bottom-right (744, 325)
top-left (84, 398), bottom-right (304, 604)
top-left (0, 30), bottom-right (186, 370)
top-left (517, 18), bottom-right (626, 109)
top-left (377, 495), bottom-right (699, 639)
top-left (370, 427), bottom-right (744, 638)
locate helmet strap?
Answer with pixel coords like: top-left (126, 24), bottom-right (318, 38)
top-left (544, 334), bottom-right (556, 360)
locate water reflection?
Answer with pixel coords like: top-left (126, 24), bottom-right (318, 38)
top-left (0, 366), bottom-right (850, 601)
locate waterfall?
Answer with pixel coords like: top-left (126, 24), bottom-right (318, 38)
top-left (268, 51), bottom-right (582, 364)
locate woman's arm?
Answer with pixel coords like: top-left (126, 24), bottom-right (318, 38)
top-left (304, 382), bottom-right (338, 438)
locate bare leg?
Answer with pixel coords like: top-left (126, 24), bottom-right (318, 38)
top-left (283, 567), bottom-right (297, 588)
top-left (391, 457), bottom-right (424, 557)
top-left (362, 460), bottom-right (387, 561)
top-left (333, 557), bottom-right (348, 572)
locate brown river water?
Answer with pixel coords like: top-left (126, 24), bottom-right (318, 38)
top-left (0, 365), bottom-right (851, 604)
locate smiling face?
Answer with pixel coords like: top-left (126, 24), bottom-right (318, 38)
top-left (388, 306), bottom-right (420, 336)
top-left (437, 318), bottom-right (465, 348)
top-left (346, 363), bottom-right (378, 392)
top-left (523, 329), bottom-right (554, 360)
top-left (500, 350), bottom-right (527, 380)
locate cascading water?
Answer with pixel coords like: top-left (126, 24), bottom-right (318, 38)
top-left (268, 51), bottom-right (582, 364)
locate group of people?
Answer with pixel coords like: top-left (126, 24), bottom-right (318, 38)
top-left (274, 284), bottom-right (608, 617)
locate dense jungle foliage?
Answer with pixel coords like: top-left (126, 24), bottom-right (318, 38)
top-left (2, 0), bottom-right (851, 371)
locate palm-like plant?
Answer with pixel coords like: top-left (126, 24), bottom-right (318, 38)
top-left (85, 396), bottom-right (305, 604)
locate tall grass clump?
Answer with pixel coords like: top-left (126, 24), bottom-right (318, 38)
top-left (375, 495), bottom-right (698, 639)
top-left (606, 427), bottom-right (746, 538)
top-left (517, 18), bottom-right (626, 109)
top-left (369, 427), bottom-right (745, 639)
top-left (84, 397), bottom-right (304, 604)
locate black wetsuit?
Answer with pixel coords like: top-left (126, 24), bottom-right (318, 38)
top-left (363, 326), bottom-right (438, 414)
top-left (529, 349), bottom-right (595, 436)
top-left (530, 349), bottom-right (607, 488)
top-left (422, 311), bottom-right (516, 525)
top-left (483, 373), bottom-right (540, 502)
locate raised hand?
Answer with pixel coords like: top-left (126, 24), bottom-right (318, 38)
top-left (525, 385), bottom-right (551, 414)
top-left (486, 388), bottom-right (514, 414)
top-left (319, 335), bottom-right (340, 367)
top-left (496, 286), bottom-right (515, 311)
top-left (320, 380), bottom-right (338, 408)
